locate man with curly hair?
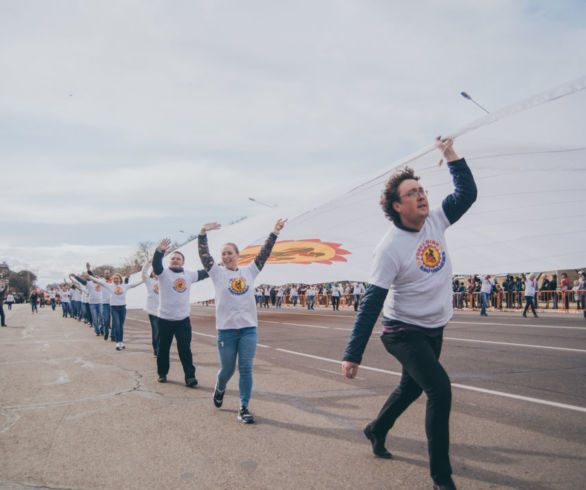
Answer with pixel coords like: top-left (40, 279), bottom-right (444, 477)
top-left (342, 137), bottom-right (477, 490)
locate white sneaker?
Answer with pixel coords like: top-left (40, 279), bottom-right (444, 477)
top-left (115, 342), bottom-right (121, 351)
top-left (120, 343), bottom-right (126, 349)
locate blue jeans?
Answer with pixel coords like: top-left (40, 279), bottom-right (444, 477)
top-left (480, 292), bottom-right (490, 315)
top-left (111, 305), bottom-right (126, 342)
top-left (307, 296), bottom-right (315, 309)
top-left (101, 303), bottom-right (111, 337)
top-left (89, 304), bottom-right (102, 334)
top-left (292, 295), bottom-right (298, 307)
top-left (216, 327), bottom-right (257, 408)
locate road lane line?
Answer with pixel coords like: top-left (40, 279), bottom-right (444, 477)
top-left (130, 316), bottom-right (585, 354)
top-left (450, 321), bottom-right (586, 331)
top-left (273, 348), bottom-right (586, 413)
top-left (445, 337), bottom-right (586, 353)
top-left (128, 316), bottom-right (586, 412)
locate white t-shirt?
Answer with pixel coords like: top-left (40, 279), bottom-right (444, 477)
top-left (480, 276), bottom-right (494, 294)
top-left (369, 207), bottom-right (453, 329)
top-left (95, 278), bottom-right (142, 306)
top-left (85, 281), bottom-right (102, 305)
top-left (71, 289), bottom-right (81, 302)
top-left (144, 277), bottom-right (159, 315)
top-left (291, 287), bottom-right (298, 296)
top-left (157, 268), bottom-right (203, 321)
top-left (306, 287), bottom-right (316, 297)
top-left (208, 262), bottom-right (261, 330)
top-left (524, 278), bottom-right (537, 297)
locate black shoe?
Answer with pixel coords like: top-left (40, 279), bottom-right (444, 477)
top-left (237, 406), bottom-right (255, 424)
top-left (433, 476), bottom-right (457, 489)
top-left (213, 386), bottom-right (225, 408)
top-left (363, 424), bottom-right (392, 459)
top-left (533, 314), bottom-right (538, 318)
top-left (185, 377), bottom-right (198, 388)
top-left (158, 375), bottom-right (167, 383)
top-left (104, 331), bottom-right (109, 340)
top-left (522, 313), bottom-right (527, 318)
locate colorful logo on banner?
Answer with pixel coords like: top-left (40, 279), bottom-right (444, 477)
top-left (237, 239), bottom-right (350, 266)
top-left (173, 278), bottom-right (187, 293)
top-left (416, 240), bottom-right (446, 273)
top-left (228, 277), bottom-right (249, 296)
top-left (154, 284), bottom-right (159, 295)
top-left (114, 287), bottom-right (123, 295)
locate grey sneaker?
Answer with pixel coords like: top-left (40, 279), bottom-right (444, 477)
top-left (213, 386), bottom-right (225, 408)
top-left (185, 377), bottom-right (198, 388)
top-left (237, 406), bottom-right (255, 424)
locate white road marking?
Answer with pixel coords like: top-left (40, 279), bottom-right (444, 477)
top-left (445, 337), bottom-right (586, 353)
top-left (123, 315), bottom-right (586, 412)
top-left (450, 320), bottom-right (586, 331)
top-left (261, 320), bottom-right (331, 330)
top-left (274, 348), bottom-right (586, 413)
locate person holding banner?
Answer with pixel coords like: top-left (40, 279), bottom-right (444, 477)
top-left (342, 137), bottom-right (477, 490)
top-left (198, 218), bottom-right (286, 424)
top-left (152, 240), bottom-right (209, 387)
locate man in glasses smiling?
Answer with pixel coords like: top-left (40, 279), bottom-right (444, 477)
top-left (342, 137), bottom-right (477, 490)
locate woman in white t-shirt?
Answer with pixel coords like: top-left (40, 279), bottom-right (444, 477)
top-left (198, 218), bottom-right (287, 424)
top-left (87, 273), bottom-right (143, 350)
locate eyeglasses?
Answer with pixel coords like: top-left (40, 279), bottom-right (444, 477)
top-left (400, 187), bottom-right (428, 199)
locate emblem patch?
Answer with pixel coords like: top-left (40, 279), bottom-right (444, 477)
top-left (416, 240), bottom-right (446, 273)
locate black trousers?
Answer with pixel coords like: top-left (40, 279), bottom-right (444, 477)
top-left (156, 317), bottom-right (195, 380)
top-left (0, 304), bottom-right (5, 326)
top-left (371, 330), bottom-right (452, 484)
top-left (148, 314), bottom-right (160, 355)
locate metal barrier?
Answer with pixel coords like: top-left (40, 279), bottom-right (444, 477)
top-left (453, 290), bottom-right (586, 312)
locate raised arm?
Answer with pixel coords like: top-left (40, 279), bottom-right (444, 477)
top-left (70, 272), bottom-right (88, 285)
top-left (437, 137), bottom-right (478, 225)
top-left (141, 260), bottom-right (151, 283)
top-left (254, 219), bottom-right (287, 270)
top-left (152, 239), bottom-right (171, 276)
top-left (198, 223), bottom-right (220, 271)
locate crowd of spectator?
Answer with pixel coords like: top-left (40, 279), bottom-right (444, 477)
top-left (452, 270), bottom-right (586, 314)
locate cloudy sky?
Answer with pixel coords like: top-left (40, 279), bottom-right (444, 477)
top-left (1, 0), bottom-right (585, 287)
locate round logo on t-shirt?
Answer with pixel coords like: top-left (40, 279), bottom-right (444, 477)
top-left (416, 240), bottom-right (446, 273)
top-left (95, 284), bottom-right (101, 291)
top-left (114, 287), bottom-right (123, 295)
top-left (173, 278), bottom-right (187, 293)
top-left (154, 284), bottom-right (159, 294)
top-left (229, 277), bottom-right (249, 296)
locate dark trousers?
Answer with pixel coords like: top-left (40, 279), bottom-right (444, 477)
top-left (523, 296), bottom-right (537, 316)
top-left (148, 314), bottom-right (160, 355)
top-left (157, 317), bottom-right (195, 380)
top-left (372, 330), bottom-right (452, 484)
top-left (332, 296), bottom-right (340, 310)
top-left (111, 305), bottom-right (126, 342)
top-left (0, 304), bottom-right (5, 326)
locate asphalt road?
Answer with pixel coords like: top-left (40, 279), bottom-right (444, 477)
top-left (1, 303), bottom-right (585, 489)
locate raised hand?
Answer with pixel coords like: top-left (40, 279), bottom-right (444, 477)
top-left (157, 238), bottom-right (172, 252)
top-left (200, 222), bottom-right (221, 234)
top-left (273, 218), bottom-right (288, 234)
